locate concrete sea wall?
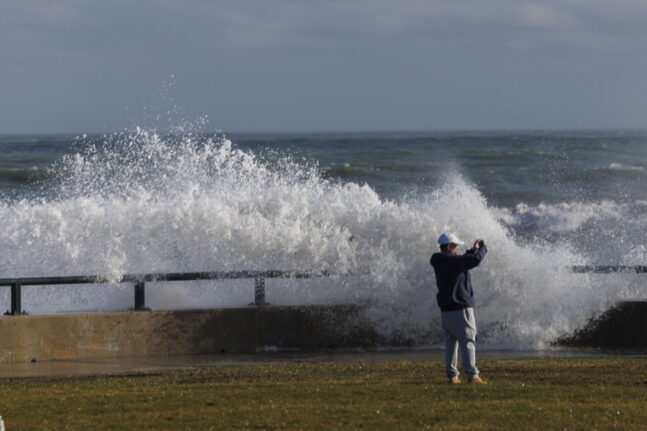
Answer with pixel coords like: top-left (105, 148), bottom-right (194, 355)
top-left (559, 301), bottom-right (647, 348)
top-left (2, 301), bottom-right (645, 363)
top-left (0, 305), bottom-right (382, 363)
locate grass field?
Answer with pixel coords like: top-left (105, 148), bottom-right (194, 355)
top-left (0, 357), bottom-right (645, 430)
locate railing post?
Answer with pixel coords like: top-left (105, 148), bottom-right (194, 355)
top-left (254, 277), bottom-right (267, 306)
top-left (134, 282), bottom-right (149, 311)
top-left (10, 280), bottom-right (22, 315)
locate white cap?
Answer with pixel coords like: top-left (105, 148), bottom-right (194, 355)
top-left (438, 232), bottom-right (465, 246)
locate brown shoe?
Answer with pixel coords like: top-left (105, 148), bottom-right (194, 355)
top-left (448, 378), bottom-right (462, 384)
top-left (467, 377), bottom-right (488, 385)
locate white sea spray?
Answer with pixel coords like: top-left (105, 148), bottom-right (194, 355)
top-left (0, 129), bottom-right (642, 349)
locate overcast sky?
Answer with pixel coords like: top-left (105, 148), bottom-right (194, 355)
top-left (2, 0), bottom-right (647, 133)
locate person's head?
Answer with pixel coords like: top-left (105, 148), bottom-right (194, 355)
top-left (440, 243), bottom-right (459, 254)
top-left (438, 232), bottom-right (464, 254)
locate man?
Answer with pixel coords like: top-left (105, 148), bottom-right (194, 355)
top-left (430, 232), bottom-right (488, 385)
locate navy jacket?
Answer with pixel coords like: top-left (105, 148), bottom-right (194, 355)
top-left (430, 245), bottom-right (487, 311)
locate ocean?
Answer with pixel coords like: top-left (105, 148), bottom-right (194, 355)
top-left (1, 129), bottom-right (646, 349)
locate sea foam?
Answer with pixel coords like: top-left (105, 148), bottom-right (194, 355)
top-left (0, 129), bottom-right (642, 349)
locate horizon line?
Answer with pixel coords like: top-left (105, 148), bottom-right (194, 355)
top-left (2, 126), bottom-right (647, 137)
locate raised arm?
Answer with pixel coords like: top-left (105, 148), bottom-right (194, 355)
top-left (462, 244), bottom-right (487, 270)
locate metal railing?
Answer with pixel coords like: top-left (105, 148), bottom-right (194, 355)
top-left (1, 265), bottom-right (640, 316)
top-left (571, 266), bottom-right (647, 274)
top-left (1, 270), bottom-right (329, 316)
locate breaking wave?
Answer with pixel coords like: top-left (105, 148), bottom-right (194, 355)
top-left (0, 128), bottom-right (643, 349)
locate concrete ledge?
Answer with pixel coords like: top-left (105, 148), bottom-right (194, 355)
top-left (560, 301), bottom-right (647, 347)
top-left (0, 305), bottom-right (381, 363)
top-left (6, 301), bottom-right (643, 363)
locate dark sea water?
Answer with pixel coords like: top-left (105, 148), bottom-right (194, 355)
top-left (4, 131), bottom-right (647, 250)
top-left (0, 130), bottom-right (646, 348)
top-left (4, 130), bottom-right (647, 204)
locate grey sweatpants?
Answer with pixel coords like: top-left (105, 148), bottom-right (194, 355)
top-left (441, 307), bottom-right (479, 379)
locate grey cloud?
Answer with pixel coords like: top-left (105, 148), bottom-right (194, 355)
top-left (1, 0), bottom-right (647, 133)
top-left (3, 1), bottom-right (646, 53)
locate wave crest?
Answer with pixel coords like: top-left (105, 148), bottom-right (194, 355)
top-left (0, 129), bottom-right (641, 349)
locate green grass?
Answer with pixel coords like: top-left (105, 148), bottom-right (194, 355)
top-left (1, 357), bottom-right (646, 430)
